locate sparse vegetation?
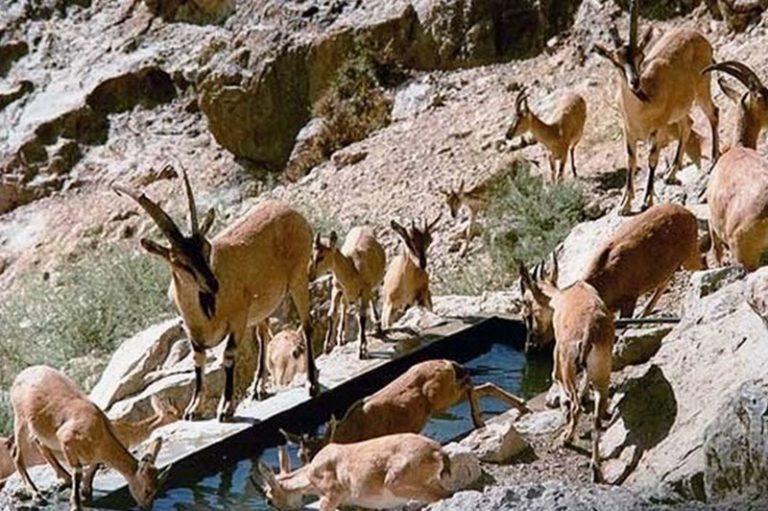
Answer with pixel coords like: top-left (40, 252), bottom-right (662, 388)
top-left (0, 247), bottom-right (172, 434)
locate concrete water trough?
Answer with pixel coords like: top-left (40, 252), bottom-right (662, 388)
top-left (90, 316), bottom-right (529, 509)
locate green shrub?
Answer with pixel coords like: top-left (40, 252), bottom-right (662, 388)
top-left (0, 390), bottom-right (11, 437)
top-left (485, 161), bottom-right (585, 279)
top-left (0, 246), bottom-right (173, 418)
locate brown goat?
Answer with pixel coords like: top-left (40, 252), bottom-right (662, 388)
top-left (282, 359), bottom-right (529, 464)
top-left (267, 327), bottom-right (307, 388)
top-left (594, 0), bottom-right (719, 214)
top-left (506, 89), bottom-right (587, 182)
top-left (520, 260), bottom-right (614, 483)
top-left (522, 203), bottom-right (702, 351)
top-left (704, 61), bottom-right (768, 270)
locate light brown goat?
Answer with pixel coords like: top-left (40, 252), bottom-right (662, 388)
top-left (267, 327), bottom-right (307, 388)
top-left (382, 216), bottom-right (441, 329)
top-left (704, 61), bottom-right (768, 270)
top-left (594, 0), bottom-right (719, 214)
top-left (115, 165), bottom-right (318, 419)
top-left (251, 433), bottom-right (454, 510)
top-left (522, 203), bottom-right (702, 351)
top-left (1, 395), bottom-right (179, 496)
top-left (311, 227), bottom-right (386, 359)
top-left (519, 261), bottom-right (614, 483)
top-left (282, 359), bottom-right (529, 464)
top-left (505, 89), bottom-right (587, 182)
top-left (9, 366), bottom-right (168, 510)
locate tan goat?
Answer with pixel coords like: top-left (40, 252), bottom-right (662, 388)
top-left (115, 164), bottom-right (318, 419)
top-left (657, 115), bottom-right (705, 169)
top-left (382, 216), bottom-right (441, 329)
top-left (594, 0), bottom-right (719, 215)
top-left (1, 395), bottom-right (179, 497)
top-left (267, 327), bottom-right (307, 388)
top-left (522, 203), bottom-right (702, 351)
top-left (311, 227), bottom-right (386, 359)
top-left (704, 61), bottom-right (768, 270)
top-left (282, 359), bottom-right (530, 463)
top-left (251, 433), bottom-right (454, 510)
top-left (519, 260), bottom-right (614, 483)
top-left (505, 89), bottom-right (587, 182)
top-left (9, 366), bottom-right (168, 510)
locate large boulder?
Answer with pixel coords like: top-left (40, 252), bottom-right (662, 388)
top-left (612, 326), bottom-right (672, 371)
top-left (459, 419), bottom-right (530, 463)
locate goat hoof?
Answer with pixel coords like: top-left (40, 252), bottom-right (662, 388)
top-left (664, 176), bottom-right (681, 185)
top-left (183, 409), bottom-right (201, 421)
top-left (307, 380), bottom-right (320, 397)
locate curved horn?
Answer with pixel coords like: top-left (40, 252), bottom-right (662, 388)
top-left (427, 212), bottom-right (442, 232)
top-left (515, 88), bottom-right (527, 109)
top-left (628, 0), bottom-right (639, 56)
top-left (176, 161), bottom-right (199, 235)
top-left (113, 185), bottom-right (185, 246)
top-left (704, 61), bottom-right (764, 92)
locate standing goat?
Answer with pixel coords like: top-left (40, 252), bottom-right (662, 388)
top-left (311, 227), bottom-right (386, 359)
top-left (382, 216), bottom-right (441, 329)
top-left (9, 366), bottom-right (168, 510)
top-left (594, 0), bottom-right (719, 215)
top-left (519, 260), bottom-right (614, 483)
top-left (251, 433), bottom-right (454, 510)
top-left (115, 165), bottom-right (318, 419)
top-left (522, 203), bottom-right (702, 351)
top-left (704, 61), bottom-right (768, 270)
top-left (505, 89), bottom-right (587, 182)
top-left (1, 395), bottom-right (179, 497)
top-left (282, 359), bottom-right (530, 464)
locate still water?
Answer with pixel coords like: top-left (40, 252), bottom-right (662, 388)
top-left (149, 343), bottom-right (552, 511)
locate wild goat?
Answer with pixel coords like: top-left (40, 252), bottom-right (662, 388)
top-left (115, 164), bottom-right (318, 419)
top-left (9, 366), bottom-right (168, 510)
top-left (704, 61), bottom-right (768, 270)
top-left (657, 115), bottom-right (705, 169)
top-left (281, 359), bottom-right (530, 464)
top-left (267, 327), bottom-right (307, 388)
top-left (311, 227), bottom-right (386, 359)
top-left (1, 395), bottom-right (179, 497)
top-left (382, 216), bottom-right (441, 329)
top-left (594, 0), bottom-right (719, 214)
top-left (519, 259), bottom-right (614, 483)
top-left (251, 433), bottom-right (454, 510)
top-left (522, 203), bottom-right (702, 351)
top-left (505, 89), bottom-right (587, 182)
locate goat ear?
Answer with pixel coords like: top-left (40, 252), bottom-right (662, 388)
top-left (329, 231), bottom-right (338, 247)
top-left (280, 429), bottom-right (303, 446)
top-left (458, 178), bottom-right (465, 193)
top-left (547, 250), bottom-right (559, 286)
top-left (592, 44), bottom-right (621, 69)
top-left (199, 208), bottom-right (216, 236)
top-left (277, 445), bottom-right (291, 475)
top-left (717, 77), bottom-right (744, 103)
top-left (140, 238), bottom-right (171, 261)
top-left (326, 415), bottom-right (338, 442)
top-left (518, 262), bottom-right (546, 303)
top-left (390, 220), bottom-right (409, 241)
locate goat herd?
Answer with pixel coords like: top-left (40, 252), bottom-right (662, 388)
top-left (2, 1), bottom-right (768, 509)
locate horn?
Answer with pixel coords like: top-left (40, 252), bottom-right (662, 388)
top-left (628, 0), bottom-right (639, 57)
top-left (427, 212), bottom-right (442, 232)
top-left (277, 445), bottom-right (291, 475)
top-left (515, 88), bottom-right (527, 109)
top-left (704, 61), bottom-right (765, 93)
top-left (176, 161), bottom-right (199, 235)
top-left (113, 186), bottom-right (185, 246)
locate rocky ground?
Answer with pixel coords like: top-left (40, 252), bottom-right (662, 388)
top-left (2, 0), bottom-right (768, 509)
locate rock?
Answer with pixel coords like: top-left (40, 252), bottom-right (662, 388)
top-left (331, 149), bottom-right (368, 168)
top-left (284, 118), bottom-right (330, 181)
top-left (682, 268), bottom-right (749, 326)
top-left (612, 326), bottom-right (672, 371)
top-left (459, 420), bottom-right (530, 463)
top-left (391, 78), bottom-right (437, 120)
top-left (433, 290), bottom-right (521, 318)
top-left (0, 41), bottom-right (28, 78)
top-left (441, 443), bottom-right (483, 491)
top-left (61, 353), bottom-right (109, 392)
top-left (392, 305), bottom-right (448, 331)
top-left (514, 409), bottom-right (565, 437)
top-left (685, 266), bottom-right (746, 312)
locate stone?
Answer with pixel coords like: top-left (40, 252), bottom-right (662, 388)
top-left (612, 326), bottom-right (672, 371)
top-left (684, 266), bottom-right (747, 315)
top-left (433, 290), bottom-right (521, 318)
top-left (441, 443), bottom-right (483, 491)
top-left (391, 78), bottom-right (437, 120)
top-left (514, 409), bottom-right (565, 437)
top-left (459, 420), bottom-right (530, 463)
top-left (392, 306), bottom-right (448, 332)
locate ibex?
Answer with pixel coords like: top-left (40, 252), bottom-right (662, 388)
top-left (1, 395), bottom-right (179, 497)
top-left (704, 61), bottom-right (768, 270)
top-left (382, 216), bottom-right (441, 329)
top-left (311, 227), bottom-right (386, 359)
top-left (282, 359), bottom-right (530, 464)
top-left (251, 433), bottom-right (454, 510)
top-left (267, 327), bottom-right (307, 388)
top-left (9, 366), bottom-right (169, 510)
top-left (657, 115), bottom-right (704, 169)
top-left (522, 203), bottom-right (702, 351)
top-left (594, 0), bottom-right (719, 215)
top-left (505, 89), bottom-right (587, 182)
top-left (114, 164), bottom-right (318, 418)
top-left (519, 258), bottom-right (614, 483)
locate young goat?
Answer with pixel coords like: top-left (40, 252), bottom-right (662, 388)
top-left (311, 227), bottom-right (386, 358)
top-left (519, 261), bottom-right (614, 483)
top-left (522, 203), bottom-right (702, 351)
top-left (251, 433), bottom-right (454, 510)
top-left (267, 327), bottom-right (307, 388)
top-left (282, 359), bottom-right (529, 464)
top-left (382, 216), bottom-right (441, 329)
top-left (1, 395), bottom-right (179, 497)
top-left (10, 366), bottom-right (168, 510)
top-left (115, 164), bottom-right (318, 418)
top-left (656, 115), bottom-right (705, 169)
top-left (505, 89), bottom-right (587, 182)
top-left (594, 0), bottom-right (719, 214)
top-left (704, 61), bottom-right (768, 270)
